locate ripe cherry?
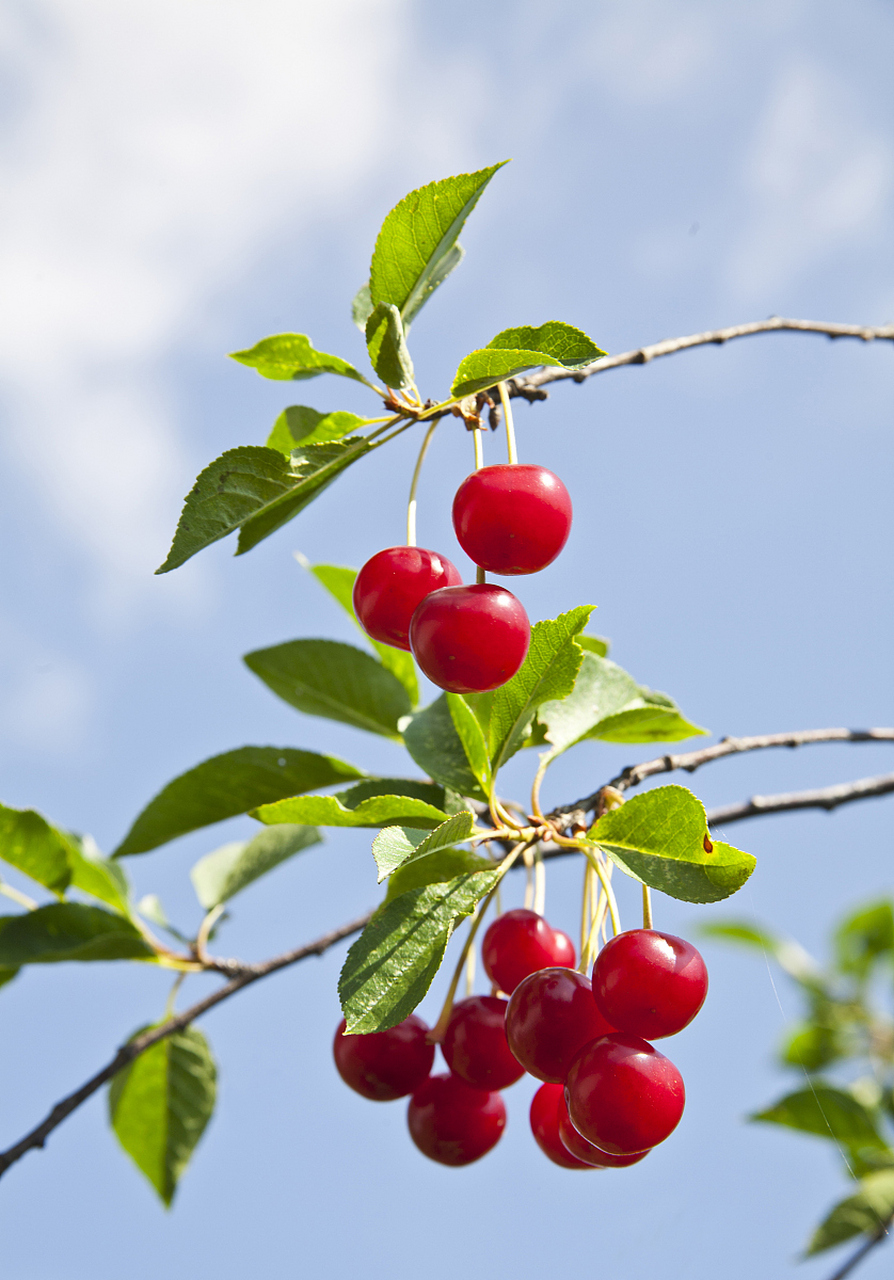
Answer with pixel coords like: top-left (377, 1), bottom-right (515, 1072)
top-left (407, 1074), bottom-right (506, 1166)
top-left (482, 909), bottom-right (576, 994)
top-left (505, 967), bottom-right (617, 1082)
top-left (352, 546), bottom-right (462, 650)
top-left (592, 929), bottom-right (709, 1039)
top-left (442, 995), bottom-right (524, 1090)
top-left (409, 583), bottom-right (530, 693)
top-left (333, 1015), bottom-right (434, 1101)
top-left (556, 1097), bottom-right (650, 1169)
top-left (565, 1032), bottom-right (685, 1155)
top-left (529, 1083), bottom-right (593, 1169)
top-left (452, 464), bottom-right (573, 575)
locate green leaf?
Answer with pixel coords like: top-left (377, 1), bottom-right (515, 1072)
top-left (484, 606), bottom-right (593, 771)
top-left (115, 746), bottom-right (364, 856)
top-left (807, 1170), bottom-right (894, 1255)
top-left (298, 558), bottom-right (419, 706)
top-left (587, 700), bottom-right (708, 744)
top-left (452, 322), bottom-right (606, 397)
top-left (699, 920), bottom-right (824, 988)
top-left (352, 283), bottom-right (374, 332)
top-left (537, 652), bottom-right (641, 757)
top-left (190, 824), bottom-right (321, 909)
top-left (109, 1026), bottom-right (216, 1207)
top-left (578, 634), bottom-right (610, 657)
top-left (781, 1023), bottom-right (844, 1072)
top-left (365, 302), bottom-right (414, 390)
top-left (446, 694), bottom-right (492, 792)
top-left (254, 778), bottom-right (450, 830)
top-left (371, 811), bottom-right (477, 882)
top-left (229, 333), bottom-right (376, 387)
top-left (0, 801), bottom-right (75, 896)
top-left (0, 904), bottom-right (155, 964)
top-left (386, 847), bottom-right (492, 901)
top-left (591, 785), bottom-right (755, 904)
top-left (266, 406), bottom-right (372, 453)
top-left (752, 1086), bottom-right (888, 1149)
top-left (67, 834), bottom-right (131, 914)
top-left (244, 639), bottom-right (411, 738)
top-left (156, 439), bottom-right (373, 572)
top-left (834, 900), bottom-right (894, 978)
top-left (0, 965), bottom-right (18, 990)
top-left (339, 868), bottom-right (500, 1032)
top-left (401, 695), bottom-right (487, 800)
top-left (369, 163), bottom-right (506, 328)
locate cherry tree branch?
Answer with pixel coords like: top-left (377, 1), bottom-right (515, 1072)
top-left (824, 1216), bottom-right (892, 1280)
top-left (705, 772), bottom-right (894, 826)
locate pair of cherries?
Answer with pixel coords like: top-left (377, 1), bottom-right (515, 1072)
top-left (352, 463), bottom-right (572, 694)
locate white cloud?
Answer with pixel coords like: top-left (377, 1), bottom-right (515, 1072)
top-left (0, 621), bottom-right (94, 756)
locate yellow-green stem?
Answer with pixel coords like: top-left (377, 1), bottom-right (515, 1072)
top-left (533, 849), bottom-right (546, 917)
top-left (406, 420), bottom-right (439, 546)
top-left (498, 381), bottom-right (518, 464)
top-left (0, 880), bottom-right (38, 911)
top-left (642, 884), bottom-right (653, 930)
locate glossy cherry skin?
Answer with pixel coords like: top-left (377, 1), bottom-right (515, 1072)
top-left (442, 996), bottom-right (524, 1090)
top-left (333, 1015), bottom-right (435, 1101)
top-left (565, 1032), bottom-right (685, 1155)
top-left (452, 464), bottom-right (573, 575)
top-left (505, 967), bottom-right (617, 1082)
top-left (556, 1096), bottom-right (650, 1168)
top-left (409, 583), bottom-right (530, 693)
top-left (407, 1074), bottom-right (506, 1166)
top-left (529, 1083), bottom-right (593, 1169)
top-left (352, 546), bottom-right (462, 650)
top-left (482, 909), bottom-right (576, 994)
top-left (592, 929), bottom-right (709, 1039)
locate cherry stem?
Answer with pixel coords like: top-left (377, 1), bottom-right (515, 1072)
top-left (533, 848), bottom-right (546, 917)
top-left (406, 420), bottom-right (439, 547)
top-left (579, 860), bottom-right (592, 963)
top-left (642, 884), bottom-right (653, 930)
top-left (582, 845), bottom-right (621, 936)
top-left (498, 381), bottom-right (518, 464)
top-left (522, 844), bottom-right (534, 910)
top-left (0, 879), bottom-right (38, 911)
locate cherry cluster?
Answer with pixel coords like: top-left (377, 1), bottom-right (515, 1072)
top-left (333, 909), bottom-right (708, 1169)
top-left (352, 463), bottom-right (573, 693)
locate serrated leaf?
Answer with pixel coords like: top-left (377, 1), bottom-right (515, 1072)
top-left (352, 283), bottom-right (374, 331)
top-left (0, 904), bottom-right (155, 964)
top-left (365, 302), bottom-right (414, 390)
top-left (115, 746), bottom-right (364, 856)
top-left (339, 868), bottom-right (500, 1032)
top-left (156, 439), bottom-right (372, 572)
top-left (190, 824), bottom-right (321, 910)
top-left (591, 785), bottom-right (755, 904)
top-left (369, 163), bottom-right (505, 328)
top-left (753, 1086), bottom-right (888, 1149)
top-left (834, 900), bottom-right (894, 979)
top-left (446, 694), bottom-right (492, 792)
top-left (401, 695), bottom-right (487, 799)
top-left (386, 846), bottom-right (492, 901)
top-left (244, 639), bottom-right (411, 738)
top-left (109, 1026), bottom-right (216, 1207)
top-left (483, 606), bottom-right (593, 771)
top-left (254, 778), bottom-right (450, 830)
top-left (266, 406), bottom-right (372, 453)
top-left (452, 322), bottom-right (606, 397)
top-left (229, 333), bottom-right (376, 387)
top-left (0, 801), bottom-right (75, 896)
top-left (371, 811), bottom-right (477, 882)
top-left (807, 1170), bottom-right (894, 1254)
top-left (537, 652), bottom-right (641, 757)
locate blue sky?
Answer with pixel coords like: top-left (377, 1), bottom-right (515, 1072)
top-left (0, 2), bottom-right (892, 1277)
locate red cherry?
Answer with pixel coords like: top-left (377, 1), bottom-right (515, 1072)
top-left (482, 909), bottom-right (576, 994)
top-left (592, 929), bottom-right (709, 1039)
top-left (529, 1083), bottom-right (593, 1169)
top-left (556, 1096), bottom-right (650, 1168)
top-left (565, 1032), bottom-right (685, 1155)
top-left (407, 1074), bottom-right (506, 1166)
top-left (333, 1015), bottom-right (434, 1101)
top-left (352, 546), bottom-right (462, 650)
top-left (505, 967), bottom-right (617, 1082)
top-left (452, 464), bottom-right (572, 575)
top-left (409, 583), bottom-right (530, 694)
top-left (442, 995), bottom-right (524, 1090)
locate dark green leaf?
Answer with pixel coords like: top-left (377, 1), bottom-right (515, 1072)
top-left (244, 639), bottom-right (411, 738)
top-left (352, 283), bottom-right (374, 332)
top-left (109, 1026), bottom-right (216, 1206)
top-left (254, 778), bottom-right (449, 830)
top-left (0, 965), bottom-right (19, 989)
top-left (835, 900), bottom-right (894, 978)
top-left (369, 163), bottom-right (506, 328)
top-left (67, 834), bottom-right (131, 914)
top-left (781, 1023), bottom-right (844, 1072)
top-left (339, 868), bottom-right (500, 1032)
top-left (229, 333), bottom-right (375, 387)
top-left (266, 406), bottom-right (372, 453)
top-left (0, 801), bottom-right (74, 896)
top-left (402, 695), bottom-right (487, 799)
top-left (385, 847), bottom-right (492, 901)
top-left (591, 785), bottom-right (755, 904)
top-left (807, 1171), bottom-right (894, 1254)
top-left (452, 322), bottom-right (606, 397)
top-left (190, 824), bottom-right (321, 909)
top-left (115, 746), bottom-right (364, 856)
top-left (752, 1086), bottom-right (887, 1149)
top-left (371, 811), bottom-right (477, 882)
top-left (0, 904), bottom-right (155, 964)
top-left (365, 302), bottom-right (414, 390)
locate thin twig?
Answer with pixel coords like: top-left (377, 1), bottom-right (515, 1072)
top-left (823, 1215), bottom-right (892, 1280)
top-left (0, 910), bottom-right (372, 1179)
